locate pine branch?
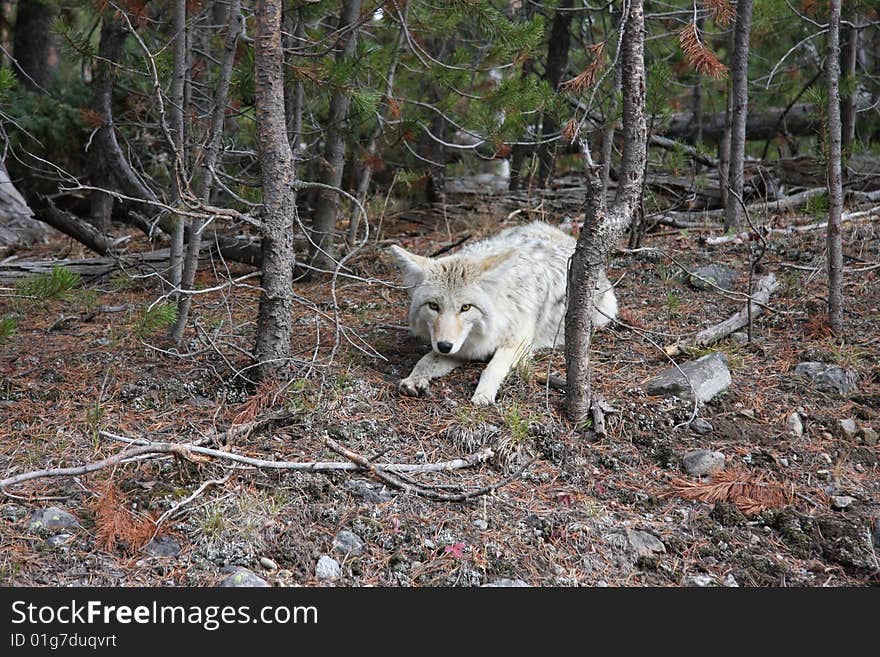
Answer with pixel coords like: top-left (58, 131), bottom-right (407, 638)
top-left (679, 22), bottom-right (728, 80)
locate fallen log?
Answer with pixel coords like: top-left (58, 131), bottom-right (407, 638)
top-left (704, 206), bottom-right (879, 245)
top-left (653, 187), bottom-right (827, 227)
top-left (0, 161), bottom-right (46, 252)
top-left (665, 274), bottom-right (779, 357)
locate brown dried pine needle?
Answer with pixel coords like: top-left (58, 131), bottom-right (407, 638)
top-left (560, 42), bottom-right (606, 94)
top-left (679, 22), bottom-right (728, 80)
top-left (90, 480), bottom-right (156, 553)
top-left (701, 0), bottom-right (735, 26)
top-left (666, 468), bottom-right (795, 516)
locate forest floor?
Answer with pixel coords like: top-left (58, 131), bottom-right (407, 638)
top-left (1, 184), bottom-right (879, 587)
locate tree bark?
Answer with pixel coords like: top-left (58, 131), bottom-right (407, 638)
top-left (11, 0), bottom-right (55, 91)
top-left (724, 0), bottom-right (753, 230)
top-left (826, 0), bottom-right (844, 335)
top-left (840, 21), bottom-right (858, 152)
top-left (536, 0), bottom-right (574, 187)
top-left (168, 0), bottom-right (188, 289)
top-left (565, 0), bottom-right (646, 424)
top-left (171, 0), bottom-right (243, 344)
top-left (308, 0), bottom-right (363, 274)
top-left (253, 0), bottom-right (297, 380)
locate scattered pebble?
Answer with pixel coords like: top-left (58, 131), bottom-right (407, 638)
top-left (682, 450), bottom-right (726, 477)
top-left (793, 362), bottom-right (857, 395)
top-left (837, 418), bottom-right (858, 439)
top-left (259, 557), bottom-right (278, 571)
top-left (45, 533), bottom-right (73, 548)
top-left (860, 426), bottom-right (878, 446)
top-left (473, 519), bottom-right (488, 531)
top-left (482, 578), bottom-right (529, 587)
top-left (830, 495), bottom-right (856, 510)
top-left (787, 412), bottom-right (804, 438)
top-left (219, 567), bottom-right (269, 588)
top-left (722, 574), bottom-right (739, 588)
top-left (316, 555), bottom-right (342, 581)
top-left (332, 530), bottom-right (365, 557)
top-left (144, 536), bottom-right (181, 558)
top-left (645, 352), bottom-right (731, 403)
top-left (28, 507), bottom-right (79, 533)
top-left (688, 574), bottom-right (716, 587)
top-left (689, 418), bottom-right (713, 435)
top-left (626, 529), bottom-right (666, 558)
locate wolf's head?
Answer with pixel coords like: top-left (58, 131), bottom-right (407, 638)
top-left (388, 244), bottom-right (515, 358)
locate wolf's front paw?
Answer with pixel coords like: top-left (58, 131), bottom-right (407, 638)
top-left (399, 376), bottom-right (430, 397)
top-left (470, 390), bottom-right (496, 406)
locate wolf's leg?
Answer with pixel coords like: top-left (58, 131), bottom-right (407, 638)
top-left (471, 346), bottom-right (521, 406)
top-left (399, 352), bottom-right (461, 397)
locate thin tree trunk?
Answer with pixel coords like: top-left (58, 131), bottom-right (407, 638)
top-left (691, 16), bottom-right (704, 145)
top-left (253, 0), bottom-right (297, 380)
top-left (826, 0), bottom-right (844, 335)
top-left (347, 4), bottom-right (408, 244)
top-left (89, 16), bottom-right (128, 235)
top-left (283, 7), bottom-right (305, 148)
top-left (601, 56), bottom-right (622, 196)
top-left (565, 0), bottom-right (646, 423)
top-left (171, 0), bottom-right (243, 344)
top-left (168, 0), bottom-right (188, 289)
top-left (840, 21), bottom-right (858, 151)
top-left (11, 0), bottom-right (55, 91)
top-left (536, 0), bottom-right (574, 187)
top-left (308, 0), bottom-right (363, 274)
top-left (724, 0), bottom-right (753, 230)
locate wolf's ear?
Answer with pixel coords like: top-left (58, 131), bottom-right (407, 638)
top-left (476, 249), bottom-right (516, 278)
top-left (388, 245), bottom-right (431, 287)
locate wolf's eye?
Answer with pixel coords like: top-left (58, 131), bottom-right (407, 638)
top-left (427, 302), bottom-right (440, 312)
top-left (460, 304), bottom-right (472, 312)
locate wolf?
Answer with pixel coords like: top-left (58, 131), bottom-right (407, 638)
top-left (388, 221), bottom-right (618, 405)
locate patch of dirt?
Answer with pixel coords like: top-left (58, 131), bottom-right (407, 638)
top-left (1, 199), bottom-right (879, 587)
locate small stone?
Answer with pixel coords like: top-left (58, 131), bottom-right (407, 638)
top-left (837, 418), bottom-right (858, 439)
top-left (682, 449), bottom-right (726, 477)
top-left (687, 264), bottom-right (737, 291)
top-left (723, 574), bottom-right (739, 588)
top-left (778, 457), bottom-right (789, 468)
top-left (688, 575), bottom-right (716, 587)
top-left (473, 519), bottom-right (488, 531)
top-left (626, 529), bottom-right (666, 558)
top-left (28, 507), bottom-right (79, 533)
top-left (787, 412), bottom-right (804, 438)
top-left (345, 480), bottom-right (394, 504)
top-left (859, 426), bottom-right (878, 446)
top-left (316, 555), bottom-right (342, 581)
top-left (873, 518), bottom-right (880, 550)
top-left (259, 557), bottom-right (278, 571)
top-left (46, 533), bottom-right (73, 548)
top-left (645, 352), bottom-right (731, 403)
top-left (332, 530), bottom-right (365, 557)
top-left (144, 536), bottom-right (181, 558)
top-left (730, 332), bottom-right (749, 345)
top-left (219, 567), bottom-right (269, 588)
top-left (830, 495), bottom-right (856, 510)
top-left (689, 418), bottom-right (713, 435)
top-left (819, 453), bottom-right (833, 465)
top-left (482, 578), bottom-right (530, 587)
top-left (817, 469), bottom-right (831, 479)
top-left (793, 362), bottom-right (857, 395)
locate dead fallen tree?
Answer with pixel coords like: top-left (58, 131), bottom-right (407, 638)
top-left (652, 187), bottom-right (827, 227)
top-left (0, 248), bottom-right (200, 283)
top-left (705, 206), bottom-right (879, 245)
top-left (666, 273), bottom-right (779, 357)
top-left (0, 430), bottom-right (514, 503)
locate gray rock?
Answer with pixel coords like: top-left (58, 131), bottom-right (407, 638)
top-left (793, 362), bottom-right (856, 395)
top-left (859, 426), bottom-right (878, 446)
top-left (873, 517), bottom-right (880, 550)
top-left (682, 449), bottom-right (726, 477)
top-left (345, 480), bottom-right (394, 504)
top-left (688, 574), bottom-right (716, 587)
top-left (730, 331), bottom-right (749, 345)
top-left (837, 418), bottom-right (858, 439)
top-left (45, 533), bottom-right (73, 548)
top-left (28, 507), bottom-right (79, 533)
top-left (473, 519), bottom-right (488, 531)
top-left (689, 418), bottom-right (714, 435)
top-left (259, 557), bottom-right (278, 571)
top-left (1, 503), bottom-right (28, 522)
top-left (331, 530), bottom-right (365, 557)
top-left (219, 567), bottom-right (269, 587)
top-left (626, 529), bottom-right (666, 558)
top-left (316, 555), bottom-right (342, 581)
top-left (144, 536), bottom-right (181, 558)
top-left (787, 412), bottom-right (804, 438)
top-left (645, 352), bottom-right (731, 403)
top-left (482, 578), bottom-right (530, 587)
top-left (830, 495), bottom-right (856, 510)
top-left (688, 265), bottom-right (737, 291)
top-left (723, 574), bottom-right (740, 587)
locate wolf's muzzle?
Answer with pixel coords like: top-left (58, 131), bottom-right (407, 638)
top-left (436, 341), bottom-right (453, 354)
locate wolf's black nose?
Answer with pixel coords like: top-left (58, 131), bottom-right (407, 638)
top-left (436, 341), bottom-right (453, 354)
